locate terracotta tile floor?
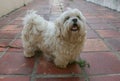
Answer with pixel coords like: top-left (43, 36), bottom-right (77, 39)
top-left (0, 0), bottom-right (120, 81)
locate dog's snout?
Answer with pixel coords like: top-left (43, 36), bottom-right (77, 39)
top-left (72, 19), bottom-right (77, 23)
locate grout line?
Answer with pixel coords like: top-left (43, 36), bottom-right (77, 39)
top-left (89, 73), bottom-right (120, 77)
top-left (0, 48), bottom-right (9, 58)
top-left (82, 50), bottom-right (110, 53)
top-left (35, 74), bottom-right (84, 78)
top-left (30, 54), bottom-right (41, 81)
top-left (82, 51), bottom-right (110, 53)
top-left (0, 74), bottom-right (31, 76)
top-left (0, 73), bottom-right (84, 78)
top-left (81, 68), bottom-right (90, 81)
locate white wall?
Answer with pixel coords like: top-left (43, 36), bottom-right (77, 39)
top-left (0, 0), bottom-right (32, 17)
top-left (86, 0), bottom-right (120, 12)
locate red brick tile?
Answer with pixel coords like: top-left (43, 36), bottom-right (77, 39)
top-left (0, 30), bottom-right (19, 39)
top-left (107, 18), bottom-right (120, 23)
top-left (7, 48), bottom-right (23, 52)
top-left (83, 39), bottom-right (109, 52)
top-left (7, 39), bottom-right (23, 52)
top-left (37, 55), bottom-right (81, 74)
top-left (17, 24), bottom-right (23, 28)
top-left (11, 39), bottom-right (22, 47)
top-left (81, 52), bottom-right (120, 75)
top-left (36, 10), bottom-right (50, 16)
top-left (10, 20), bottom-right (22, 25)
top-left (84, 13), bottom-right (96, 18)
top-left (15, 17), bottom-right (23, 21)
top-left (106, 38), bottom-right (120, 51)
top-left (97, 14), bottom-right (116, 19)
top-left (51, 7), bottom-right (62, 12)
top-left (36, 77), bottom-right (85, 81)
top-left (85, 15), bottom-right (97, 19)
top-left (1, 25), bottom-right (17, 31)
top-left (87, 18), bottom-right (107, 24)
top-left (86, 30), bottom-right (98, 38)
top-left (1, 25), bottom-right (22, 31)
top-left (0, 52), bottom-right (35, 74)
top-left (0, 39), bottom-right (12, 52)
top-left (110, 22), bottom-right (120, 30)
top-left (89, 23), bottom-right (114, 30)
top-left (0, 47), bottom-right (6, 52)
top-left (96, 30), bottom-right (120, 38)
top-left (90, 75), bottom-right (120, 81)
top-left (86, 25), bottom-right (91, 30)
top-left (0, 76), bottom-right (30, 81)
top-left (0, 39), bottom-right (12, 46)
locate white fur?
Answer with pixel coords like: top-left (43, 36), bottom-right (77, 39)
top-left (21, 9), bottom-right (86, 68)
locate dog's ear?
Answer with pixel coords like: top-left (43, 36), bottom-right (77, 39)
top-left (74, 9), bottom-right (86, 22)
top-left (79, 11), bottom-right (86, 22)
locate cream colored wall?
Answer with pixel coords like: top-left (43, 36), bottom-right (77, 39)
top-left (0, 0), bottom-right (32, 17)
top-left (86, 0), bottom-right (120, 12)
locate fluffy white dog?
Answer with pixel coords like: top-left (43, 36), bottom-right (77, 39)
top-left (22, 8), bottom-right (86, 68)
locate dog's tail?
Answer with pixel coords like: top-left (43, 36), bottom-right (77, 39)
top-left (23, 10), bottom-right (45, 27)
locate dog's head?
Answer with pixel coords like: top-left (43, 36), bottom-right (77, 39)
top-left (55, 8), bottom-right (86, 42)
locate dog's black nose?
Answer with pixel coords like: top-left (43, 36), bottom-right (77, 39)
top-left (72, 19), bottom-right (77, 23)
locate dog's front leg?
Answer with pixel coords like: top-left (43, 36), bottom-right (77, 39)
top-left (54, 55), bottom-right (69, 68)
top-left (24, 47), bottom-right (35, 57)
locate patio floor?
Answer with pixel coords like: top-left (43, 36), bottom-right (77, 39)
top-left (0, 0), bottom-right (120, 81)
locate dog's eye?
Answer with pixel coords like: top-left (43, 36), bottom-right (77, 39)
top-left (65, 16), bottom-right (70, 21)
top-left (77, 16), bottom-right (81, 19)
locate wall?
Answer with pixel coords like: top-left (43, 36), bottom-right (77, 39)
top-left (0, 0), bottom-right (32, 17)
top-left (86, 0), bottom-right (120, 12)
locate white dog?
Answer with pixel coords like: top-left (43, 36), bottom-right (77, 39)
top-left (22, 8), bottom-right (86, 68)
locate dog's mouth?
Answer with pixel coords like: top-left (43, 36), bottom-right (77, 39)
top-left (70, 24), bottom-right (79, 31)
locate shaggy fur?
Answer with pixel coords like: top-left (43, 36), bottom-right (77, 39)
top-left (21, 9), bottom-right (86, 68)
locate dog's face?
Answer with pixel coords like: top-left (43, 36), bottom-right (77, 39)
top-left (56, 8), bottom-right (86, 42)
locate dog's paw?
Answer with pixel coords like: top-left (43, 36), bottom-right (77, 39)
top-left (24, 51), bottom-right (35, 57)
top-left (54, 58), bottom-right (68, 68)
top-left (55, 64), bottom-right (67, 68)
